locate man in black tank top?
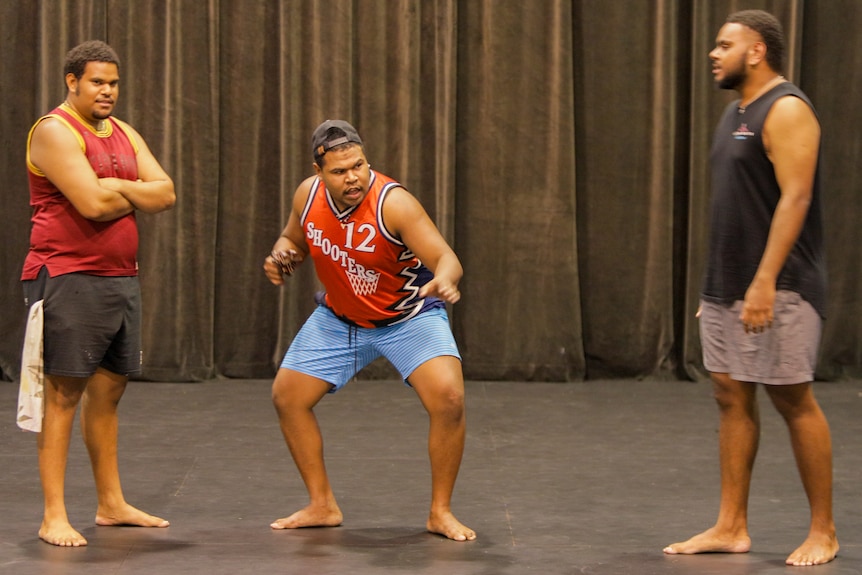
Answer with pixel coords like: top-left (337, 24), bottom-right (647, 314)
top-left (663, 10), bottom-right (839, 566)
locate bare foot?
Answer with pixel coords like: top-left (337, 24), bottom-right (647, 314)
top-left (427, 510), bottom-right (476, 542)
top-left (95, 502), bottom-right (169, 528)
top-left (663, 527), bottom-right (750, 555)
top-left (785, 533), bottom-right (839, 566)
top-left (39, 519), bottom-right (88, 547)
top-left (270, 503), bottom-right (343, 529)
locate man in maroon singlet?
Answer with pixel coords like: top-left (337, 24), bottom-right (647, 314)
top-left (21, 40), bottom-right (175, 547)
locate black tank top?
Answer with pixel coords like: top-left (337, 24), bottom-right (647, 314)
top-left (702, 82), bottom-right (826, 318)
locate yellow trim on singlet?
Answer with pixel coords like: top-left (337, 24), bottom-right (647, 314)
top-left (111, 118), bottom-right (140, 154)
top-left (59, 101), bottom-right (114, 137)
top-left (25, 103), bottom-right (139, 176)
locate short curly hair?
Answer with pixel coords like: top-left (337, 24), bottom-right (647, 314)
top-left (63, 40), bottom-right (120, 80)
top-left (726, 10), bottom-right (785, 74)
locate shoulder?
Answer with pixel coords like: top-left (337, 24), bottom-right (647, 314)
top-left (380, 183), bottom-right (414, 207)
top-left (772, 92), bottom-right (815, 114)
top-left (765, 94), bottom-right (820, 137)
top-left (381, 178), bottom-right (419, 204)
top-left (768, 88), bottom-right (818, 123)
top-left (28, 114), bottom-right (86, 163)
top-left (293, 175), bottom-right (318, 206)
top-left (380, 184), bottom-right (426, 234)
top-left (110, 117), bottom-right (142, 149)
top-left (297, 175), bottom-right (318, 195)
top-left (31, 114), bottom-right (78, 141)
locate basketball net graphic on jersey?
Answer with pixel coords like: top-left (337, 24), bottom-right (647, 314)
top-left (345, 268), bottom-right (380, 296)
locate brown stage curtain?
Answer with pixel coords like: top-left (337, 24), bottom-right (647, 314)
top-left (1, 0), bottom-right (861, 383)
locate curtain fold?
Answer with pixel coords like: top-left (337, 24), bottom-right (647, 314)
top-left (116, 0), bottom-right (221, 381)
top-left (801, 0), bottom-right (862, 379)
top-left (456, 0), bottom-right (582, 381)
top-left (2, 0), bottom-right (860, 383)
top-left (573, 1), bottom-right (682, 379)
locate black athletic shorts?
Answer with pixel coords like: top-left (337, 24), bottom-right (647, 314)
top-left (22, 267), bottom-right (143, 378)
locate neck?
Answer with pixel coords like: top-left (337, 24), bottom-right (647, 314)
top-left (739, 73), bottom-right (785, 110)
top-left (63, 99), bottom-right (106, 131)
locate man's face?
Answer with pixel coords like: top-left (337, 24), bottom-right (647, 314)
top-left (709, 23), bottom-right (752, 90)
top-left (315, 144), bottom-right (371, 211)
top-left (67, 61), bottom-right (119, 123)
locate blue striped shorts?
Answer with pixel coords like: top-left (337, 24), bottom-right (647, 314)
top-left (280, 305), bottom-right (461, 391)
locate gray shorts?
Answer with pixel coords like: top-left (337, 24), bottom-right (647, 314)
top-left (699, 290), bottom-right (821, 385)
top-left (22, 268), bottom-right (143, 378)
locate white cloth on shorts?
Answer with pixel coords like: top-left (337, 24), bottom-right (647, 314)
top-left (17, 299), bottom-right (45, 432)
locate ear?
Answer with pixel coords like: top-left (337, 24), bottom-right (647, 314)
top-left (312, 162), bottom-right (322, 176)
top-left (65, 72), bottom-right (77, 93)
top-left (748, 41), bottom-right (767, 67)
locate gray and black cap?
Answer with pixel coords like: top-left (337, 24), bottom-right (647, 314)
top-left (311, 120), bottom-right (363, 163)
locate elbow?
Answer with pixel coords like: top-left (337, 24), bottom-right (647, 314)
top-left (450, 253), bottom-right (464, 280)
top-left (160, 182), bottom-right (177, 211)
top-left (143, 183), bottom-right (176, 213)
top-left (78, 203), bottom-right (115, 221)
top-left (162, 188), bottom-right (177, 211)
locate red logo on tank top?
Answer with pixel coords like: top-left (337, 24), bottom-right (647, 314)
top-left (732, 123), bottom-right (755, 140)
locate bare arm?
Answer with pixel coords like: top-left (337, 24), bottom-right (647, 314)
top-left (98, 120), bottom-right (175, 214)
top-left (741, 95), bottom-right (820, 331)
top-left (382, 187), bottom-right (463, 303)
top-left (29, 118), bottom-right (175, 220)
top-left (29, 118), bottom-right (134, 221)
top-left (263, 177), bottom-right (313, 286)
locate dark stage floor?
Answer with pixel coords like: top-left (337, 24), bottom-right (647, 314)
top-left (1, 378), bottom-right (860, 574)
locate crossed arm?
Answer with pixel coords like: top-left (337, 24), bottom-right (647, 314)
top-left (29, 117), bottom-right (175, 222)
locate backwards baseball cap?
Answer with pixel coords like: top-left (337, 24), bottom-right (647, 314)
top-left (311, 120), bottom-right (363, 161)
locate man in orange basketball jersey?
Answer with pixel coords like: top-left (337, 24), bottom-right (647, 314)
top-left (263, 120), bottom-right (475, 542)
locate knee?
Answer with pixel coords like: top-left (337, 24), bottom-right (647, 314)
top-left (271, 378), bottom-right (293, 414)
top-left (271, 373), bottom-right (325, 415)
top-left (710, 374), bottom-right (755, 412)
top-left (53, 390), bottom-right (83, 411)
top-left (766, 385), bottom-right (820, 421)
top-left (431, 385), bottom-right (465, 421)
top-left (82, 385), bottom-right (124, 410)
top-left (46, 381), bottom-right (85, 411)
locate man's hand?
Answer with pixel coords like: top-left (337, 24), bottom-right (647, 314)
top-left (741, 279), bottom-right (775, 333)
top-left (264, 249), bottom-right (302, 286)
top-left (419, 277), bottom-right (461, 304)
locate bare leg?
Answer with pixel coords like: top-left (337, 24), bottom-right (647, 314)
top-left (409, 356), bottom-right (476, 542)
top-left (270, 369), bottom-right (343, 529)
top-left (82, 368), bottom-right (169, 528)
top-left (38, 375), bottom-right (88, 546)
top-left (765, 383), bottom-right (839, 566)
top-left (664, 373), bottom-right (757, 555)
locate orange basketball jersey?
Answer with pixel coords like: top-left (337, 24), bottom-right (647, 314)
top-left (300, 171), bottom-right (442, 328)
